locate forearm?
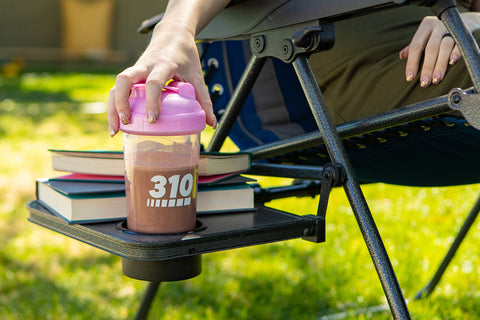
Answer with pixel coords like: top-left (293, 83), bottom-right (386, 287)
top-left (109, 0), bottom-right (229, 134)
top-left (159, 0), bottom-right (231, 36)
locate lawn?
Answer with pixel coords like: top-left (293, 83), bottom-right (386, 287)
top-left (1, 68), bottom-right (480, 319)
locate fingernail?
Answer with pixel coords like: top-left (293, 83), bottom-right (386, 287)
top-left (147, 111), bottom-right (157, 124)
top-left (109, 124), bottom-right (116, 137)
top-left (432, 72), bottom-right (441, 84)
top-left (420, 75), bottom-right (430, 87)
top-left (450, 55), bottom-right (458, 65)
top-left (406, 71), bottom-right (414, 82)
top-left (212, 116), bottom-right (217, 130)
top-left (119, 112), bottom-right (129, 125)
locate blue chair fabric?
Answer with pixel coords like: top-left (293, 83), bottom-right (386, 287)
top-left (201, 40), bottom-right (480, 187)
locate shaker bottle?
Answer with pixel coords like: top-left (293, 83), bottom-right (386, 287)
top-left (120, 81), bottom-right (206, 234)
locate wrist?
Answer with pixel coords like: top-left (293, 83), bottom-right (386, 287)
top-left (153, 18), bottom-right (196, 38)
top-left (159, 0), bottom-right (230, 35)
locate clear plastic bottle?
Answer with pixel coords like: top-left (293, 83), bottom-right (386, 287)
top-left (120, 82), bottom-right (205, 233)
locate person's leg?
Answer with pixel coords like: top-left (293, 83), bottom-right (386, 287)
top-left (309, 5), bottom-right (474, 124)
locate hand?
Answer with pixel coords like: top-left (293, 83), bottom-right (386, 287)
top-left (108, 22), bottom-right (216, 137)
top-left (399, 13), bottom-right (480, 87)
top-left (399, 16), bottom-right (459, 87)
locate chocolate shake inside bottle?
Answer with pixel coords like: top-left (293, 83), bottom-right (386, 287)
top-left (120, 81), bottom-right (206, 234)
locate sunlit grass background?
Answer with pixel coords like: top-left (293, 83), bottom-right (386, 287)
top-left (1, 67), bottom-right (480, 319)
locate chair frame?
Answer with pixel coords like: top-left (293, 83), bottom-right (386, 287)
top-left (204, 1), bottom-right (480, 319)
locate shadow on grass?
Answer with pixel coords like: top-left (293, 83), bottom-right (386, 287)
top-left (146, 245), bottom-right (388, 320)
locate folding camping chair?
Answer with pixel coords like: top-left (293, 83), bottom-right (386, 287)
top-left (27, 1), bottom-right (480, 319)
top-left (189, 0), bottom-right (480, 317)
top-left (194, 0), bottom-right (480, 306)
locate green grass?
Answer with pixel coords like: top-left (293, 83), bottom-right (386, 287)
top-left (1, 69), bottom-right (480, 319)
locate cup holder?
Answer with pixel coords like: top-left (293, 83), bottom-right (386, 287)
top-left (116, 219), bottom-right (207, 236)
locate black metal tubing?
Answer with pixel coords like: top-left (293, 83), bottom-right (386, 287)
top-left (292, 55), bottom-right (411, 320)
top-left (244, 89), bottom-right (462, 161)
top-left (135, 282), bottom-right (161, 320)
top-left (206, 55), bottom-right (267, 152)
top-left (440, 6), bottom-right (480, 92)
top-left (409, 4), bottom-right (480, 300)
top-left (252, 180), bottom-right (322, 204)
top-left (249, 162), bottom-right (325, 180)
top-left (414, 193), bottom-right (480, 299)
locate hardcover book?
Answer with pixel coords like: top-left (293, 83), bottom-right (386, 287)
top-left (49, 149), bottom-right (251, 177)
top-left (36, 177), bottom-right (255, 224)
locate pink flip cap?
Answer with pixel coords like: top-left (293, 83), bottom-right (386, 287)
top-left (120, 81), bottom-right (206, 135)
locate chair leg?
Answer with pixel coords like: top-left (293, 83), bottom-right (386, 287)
top-left (134, 281), bottom-right (161, 320)
top-left (440, 7), bottom-right (480, 92)
top-left (207, 55), bottom-right (266, 152)
top-left (292, 55), bottom-right (411, 320)
top-left (414, 193), bottom-right (480, 300)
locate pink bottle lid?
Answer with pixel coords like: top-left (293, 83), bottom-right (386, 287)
top-left (120, 81), bottom-right (206, 135)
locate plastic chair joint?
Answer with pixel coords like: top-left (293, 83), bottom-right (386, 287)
top-left (448, 88), bottom-right (480, 130)
top-left (250, 21), bottom-right (335, 63)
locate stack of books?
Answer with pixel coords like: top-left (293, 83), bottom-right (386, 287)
top-left (36, 149), bottom-right (254, 224)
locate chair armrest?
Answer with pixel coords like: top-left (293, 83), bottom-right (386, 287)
top-left (137, 0), bottom-right (405, 40)
top-left (197, 0), bottom-right (404, 41)
top-left (137, 13), bottom-right (164, 34)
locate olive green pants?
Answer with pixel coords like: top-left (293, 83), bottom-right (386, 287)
top-left (309, 5), bottom-right (477, 124)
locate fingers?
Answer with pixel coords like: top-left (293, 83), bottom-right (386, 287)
top-left (399, 46), bottom-right (417, 81)
top-left (418, 28), bottom-right (444, 87)
top-left (144, 80), bottom-right (162, 124)
top-left (144, 63), bottom-right (174, 125)
top-left (115, 67), bottom-right (144, 122)
top-left (190, 74), bottom-right (216, 128)
top-left (108, 47), bottom-right (216, 136)
top-left (421, 34), bottom-right (459, 87)
top-left (449, 45), bottom-right (461, 65)
top-left (431, 35), bottom-right (456, 84)
top-left (404, 18), bottom-right (433, 84)
top-left (402, 16), bottom-right (462, 88)
top-left (107, 66), bottom-right (148, 136)
top-left (107, 87), bottom-right (120, 137)
top-left (399, 46), bottom-right (409, 61)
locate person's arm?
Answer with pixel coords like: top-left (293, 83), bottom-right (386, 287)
top-left (399, 3), bottom-right (480, 87)
top-left (108, 0), bottom-right (230, 136)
